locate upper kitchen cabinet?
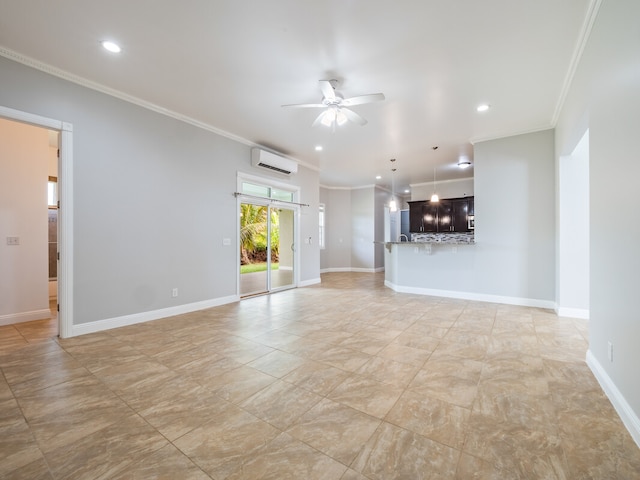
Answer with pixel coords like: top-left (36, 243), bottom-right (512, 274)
top-left (409, 197), bottom-right (473, 233)
top-left (451, 198), bottom-right (470, 233)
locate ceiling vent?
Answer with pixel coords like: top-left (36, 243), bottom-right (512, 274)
top-left (251, 148), bottom-right (298, 175)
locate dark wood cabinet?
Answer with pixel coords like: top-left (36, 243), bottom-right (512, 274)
top-left (409, 202), bottom-right (425, 232)
top-left (409, 196), bottom-right (473, 233)
top-left (421, 201), bottom-right (439, 232)
top-left (451, 198), bottom-right (469, 233)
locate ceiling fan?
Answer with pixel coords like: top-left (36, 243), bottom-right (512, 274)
top-left (282, 80), bottom-right (385, 128)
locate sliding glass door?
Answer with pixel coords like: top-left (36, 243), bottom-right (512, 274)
top-left (270, 207), bottom-right (295, 290)
top-left (239, 203), bottom-right (295, 297)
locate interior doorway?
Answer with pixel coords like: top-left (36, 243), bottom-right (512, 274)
top-left (239, 203), bottom-right (296, 297)
top-left (0, 105), bottom-right (73, 337)
top-left (0, 118), bottom-right (58, 334)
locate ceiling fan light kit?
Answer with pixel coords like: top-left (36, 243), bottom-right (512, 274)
top-left (283, 79), bottom-right (385, 129)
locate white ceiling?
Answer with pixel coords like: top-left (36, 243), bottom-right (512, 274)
top-left (0, 0), bottom-right (593, 192)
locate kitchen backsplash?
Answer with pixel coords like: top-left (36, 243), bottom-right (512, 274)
top-left (411, 233), bottom-right (475, 243)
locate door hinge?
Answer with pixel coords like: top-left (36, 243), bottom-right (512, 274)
top-left (57, 252), bottom-right (60, 260)
top-left (57, 148), bottom-right (60, 158)
top-left (57, 201), bottom-right (60, 208)
top-left (57, 304), bottom-right (59, 312)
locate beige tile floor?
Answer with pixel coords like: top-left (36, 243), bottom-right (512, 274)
top-left (1, 272), bottom-right (639, 479)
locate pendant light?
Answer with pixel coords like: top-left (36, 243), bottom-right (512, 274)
top-left (430, 166), bottom-right (439, 203)
top-left (389, 159), bottom-right (398, 212)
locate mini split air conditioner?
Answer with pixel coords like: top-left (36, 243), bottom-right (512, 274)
top-left (251, 148), bottom-right (298, 176)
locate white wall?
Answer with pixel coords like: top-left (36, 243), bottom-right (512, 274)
top-left (320, 185), bottom-right (384, 272)
top-left (410, 177), bottom-right (474, 201)
top-left (319, 188), bottom-right (352, 271)
top-left (555, 0), bottom-right (640, 443)
top-left (0, 118), bottom-right (50, 324)
top-left (557, 130), bottom-right (589, 317)
top-left (373, 186), bottom-right (386, 269)
top-left (473, 130), bottom-right (556, 302)
top-left (350, 188), bottom-right (375, 270)
top-left (0, 55), bottom-right (320, 330)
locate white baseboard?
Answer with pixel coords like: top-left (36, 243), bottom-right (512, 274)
top-left (321, 267), bottom-right (351, 273)
top-left (71, 295), bottom-right (239, 337)
top-left (320, 267), bottom-right (385, 274)
top-left (555, 306), bottom-right (590, 319)
top-left (586, 350), bottom-right (640, 449)
top-left (384, 280), bottom-right (556, 309)
top-left (0, 309), bottom-right (52, 326)
top-left (299, 277), bottom-right (321, 287)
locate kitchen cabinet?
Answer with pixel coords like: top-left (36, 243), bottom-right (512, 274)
top-left (409, 196), bottom-right (473, 233)
top-left (409, 202), bottom-right (425, 232)
top-left (421, 201), bottom-right (439, 232)
top-left (451, 198), bottom-right (470, 232)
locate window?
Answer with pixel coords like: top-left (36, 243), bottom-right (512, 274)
top-left (319, 203), bottom-right (325, 250)
top-left (48, 176), bottom-right (58, 207)
top-left (271, 188), bottom-right (294, 202)
top-left (241, 182), bottom-right (294, 202)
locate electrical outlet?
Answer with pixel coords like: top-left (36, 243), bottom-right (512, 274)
top-left (6, 236), bottom-right (19, 245)
top-left (172, 288), bottom-right (178, 298)
top-left (608, 341), bottom-right (613, 362)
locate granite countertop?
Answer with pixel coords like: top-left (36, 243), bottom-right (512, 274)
top-left (385, 240), bottom-right (475, 245)
top-left (376, 232), bottom-right (475, 247)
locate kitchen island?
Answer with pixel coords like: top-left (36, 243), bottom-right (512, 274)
top-left (382, 232), bottom-right (553, 309)
top-left (383, 235), bottom-right (478, 300)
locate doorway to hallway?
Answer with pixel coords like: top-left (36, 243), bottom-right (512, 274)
top-left (0, 116), bottom-right (58, 336)
top-left (0, 105), bottom-right (73, 338)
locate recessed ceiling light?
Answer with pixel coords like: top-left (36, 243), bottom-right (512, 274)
top-left (101, 41), bottom-right (121, 53)
top-left (376, 175), bottom-right (382, 180)
top-left (477, 104), bottom-right (490, 112)
top-left (404, 189), bottom-right (410, 194)
top-left (314, 145), bottom-right (323, 151)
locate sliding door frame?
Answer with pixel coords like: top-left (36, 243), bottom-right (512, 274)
top-left (236, 172), bottom-right (301, 297)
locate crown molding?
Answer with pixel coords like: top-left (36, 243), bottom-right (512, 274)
top-left (0, 46), bottom-right (323, 173)
top-left (320, 183), bottom-right (379, 191)
top-left (469, 124), bottom-right (553, 145)
top-left (320, 184), bottom-right (352, 191)
top-left (551, 0), bottom-right (603, 126)
top-left (409, 177), bottom-right (474, 188)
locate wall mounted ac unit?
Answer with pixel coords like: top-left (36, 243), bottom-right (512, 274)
top-left (251, 148), bottom-right (298, 176)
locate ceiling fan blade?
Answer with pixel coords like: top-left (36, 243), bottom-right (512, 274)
top-left (312, 111), bottom-right (328, 127)
top-left (341, 93), bottom-right (385, 107)
top-left (281, 103), bottom-right (326, 108)
top-left (319, 80), bottom-right (336, 102)
top-left (341, 108), bottom-right (368, 126)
